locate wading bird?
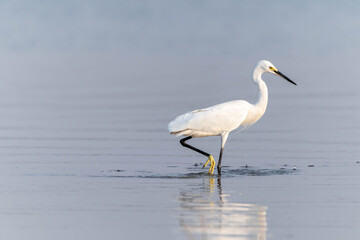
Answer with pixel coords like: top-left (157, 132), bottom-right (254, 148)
top-left (168, 60), bottom-right (296, 175)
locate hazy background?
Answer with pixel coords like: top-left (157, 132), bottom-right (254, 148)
top-left (1, 0), bottom-right (360, 131)
top-left (1, 1), bottom-right (360, 240)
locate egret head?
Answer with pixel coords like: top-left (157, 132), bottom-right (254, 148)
top-left (257, 60), bottom-right (297, 85)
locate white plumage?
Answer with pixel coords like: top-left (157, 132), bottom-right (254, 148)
top-left (168, 60), bottom-right (296, 175)
top-left (168, 100), bottom-right (249, 137)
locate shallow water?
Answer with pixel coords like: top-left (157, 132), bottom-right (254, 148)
top-left (1, 1), bottom-right (360, 240)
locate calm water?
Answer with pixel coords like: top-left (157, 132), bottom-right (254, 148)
top-left (1, 1), bottom-right (360, 240)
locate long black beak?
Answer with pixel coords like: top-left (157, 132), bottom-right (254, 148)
top-left (275, 70), bottom-right (297, 86)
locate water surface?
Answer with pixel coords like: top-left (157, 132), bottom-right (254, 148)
top-left (1, 1), bottom-right (360, 240)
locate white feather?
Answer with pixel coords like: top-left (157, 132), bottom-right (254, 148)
top-left (168, 100), bottom-right (250, 137)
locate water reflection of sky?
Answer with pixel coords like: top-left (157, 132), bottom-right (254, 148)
top-left (178, 177), bottom-right (267, 240)
top-left (1, 2), bottom-right (360, 240)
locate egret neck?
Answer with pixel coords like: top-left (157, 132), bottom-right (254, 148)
top-left (252, 67), bottom-right (269, 114)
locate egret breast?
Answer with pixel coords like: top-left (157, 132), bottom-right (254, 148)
top-left (240, 106), bottom-right (265, 128)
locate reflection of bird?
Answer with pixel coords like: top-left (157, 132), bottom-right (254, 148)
top-left (168, 60), bottom-right (296, 175)
top-left (179, 176), bottom-right (268, 240)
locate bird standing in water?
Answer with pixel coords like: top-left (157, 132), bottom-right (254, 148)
top-left (168, 60), bottom-right (296, 175)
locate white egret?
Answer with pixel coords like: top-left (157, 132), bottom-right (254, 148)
top-left (168, 60), bottom-right (296, 175)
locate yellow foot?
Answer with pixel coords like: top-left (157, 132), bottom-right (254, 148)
top-left (203, 155), bottom-right (216, 174)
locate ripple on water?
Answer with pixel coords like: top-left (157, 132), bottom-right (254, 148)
top-left (104, 167), bottom-right (297, 179)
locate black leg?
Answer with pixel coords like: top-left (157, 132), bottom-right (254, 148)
top-left (217, 147), bottom-right (224, 175)
top-left (180, 136), bottom-right (210, 157)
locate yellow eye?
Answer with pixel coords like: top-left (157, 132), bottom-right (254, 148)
top-left (269, 66), bottom-right (277, 71)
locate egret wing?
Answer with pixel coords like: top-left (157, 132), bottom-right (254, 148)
top-left (168, 100), bottom-right (249, 135)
